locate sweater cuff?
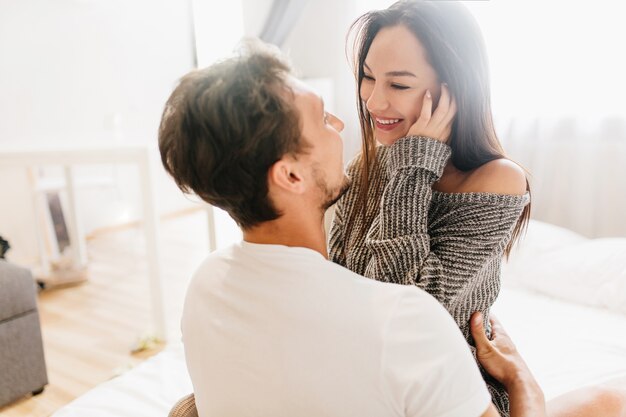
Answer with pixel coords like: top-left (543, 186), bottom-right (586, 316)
top-left (387, 136), bottom-right (451, 177)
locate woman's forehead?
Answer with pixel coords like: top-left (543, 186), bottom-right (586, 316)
top-left (365, 25), bottom-right (431, 73)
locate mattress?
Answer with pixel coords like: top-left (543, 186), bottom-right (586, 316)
top-left (50, 346), bottom-right (192, 417)
top-left (493, 286), bottom-right (626, 400)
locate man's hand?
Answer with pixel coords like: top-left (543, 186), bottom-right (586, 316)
top-left (471, 312), bottom-right (526, 387)
top-left (471, 312), bottom-right (547, 417)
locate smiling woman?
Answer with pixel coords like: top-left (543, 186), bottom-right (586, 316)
top-left (329, 1), bottom-right (531, 415)
top-left (329, 1), bottom-right (626, 417)
top-left (359, 25), bottom-right (440, 146)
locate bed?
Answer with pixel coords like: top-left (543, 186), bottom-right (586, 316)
top-left (51, 220), bottom-right (626, 416)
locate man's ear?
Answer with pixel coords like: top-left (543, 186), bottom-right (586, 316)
top-left (268, 157), bottom-right (306, 194)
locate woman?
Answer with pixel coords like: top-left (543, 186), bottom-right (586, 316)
top-left (329, 1), bottom-right (557, 416)
top-left (330, 1), bottom-right (626, 416)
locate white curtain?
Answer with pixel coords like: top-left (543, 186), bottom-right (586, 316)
top-left (498, 116), bottom-right (626, 238)
top-left (466, 1), bottom-right (626, 237)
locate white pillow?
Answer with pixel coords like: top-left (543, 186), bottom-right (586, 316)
top-left (503, 221), bottom-right (626, 316)
top-left (502, 220), bottom-right (584, 282)
top-left (507, 219), bottom-right (586, 261)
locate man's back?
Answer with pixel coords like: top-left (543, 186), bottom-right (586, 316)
top-left (182, 242), bottom-right (490, 417)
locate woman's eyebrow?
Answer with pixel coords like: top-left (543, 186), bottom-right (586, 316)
top-left (386, 70), bottom-right (416, 78)
top-left (363, 62), bottom-right (417, 78)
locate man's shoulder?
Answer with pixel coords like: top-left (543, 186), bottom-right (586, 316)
top-left (392, 285), bottom-right (459, 335)
top-left (193, 244), bottom-right (235, 270)
top-left (190, 243), bottom-right (362, 285)
top-left (186, 243), bottom-right (449, 326)
top-left (187, 244), bottom-right (240, 286)
top-left (326, 263), bottom-right (450, 321)
top-left (387, 286), bottom-right (460, 335)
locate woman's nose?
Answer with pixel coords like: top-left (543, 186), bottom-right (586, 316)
top-left (365, 84), bottom-right (389, 114)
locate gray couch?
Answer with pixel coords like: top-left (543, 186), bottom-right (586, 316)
top-left (0, 260), bottom-right (48, 408)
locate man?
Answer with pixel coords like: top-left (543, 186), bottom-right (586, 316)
top-left (158, 40), bottom-right (545, 417)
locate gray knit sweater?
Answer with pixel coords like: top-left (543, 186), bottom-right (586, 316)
top-left (329, 136), bottom-right (530, 417)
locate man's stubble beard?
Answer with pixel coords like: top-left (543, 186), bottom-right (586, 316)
top-left (316, 172), bottom-right (352, 211)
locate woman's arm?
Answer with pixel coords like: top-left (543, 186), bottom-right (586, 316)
top-left (363, 134), bottom-right (450, 291)
top-left (364, 136), bottom-right (527, 332)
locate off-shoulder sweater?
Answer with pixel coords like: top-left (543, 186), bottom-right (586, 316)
top-left (329, 136), bottom-right (530, 417)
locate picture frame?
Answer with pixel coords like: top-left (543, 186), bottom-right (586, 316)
top-left (42, 190), bottom-right (71, 259)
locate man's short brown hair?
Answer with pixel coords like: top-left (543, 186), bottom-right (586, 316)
top-left (158, 41), bottom-right (305, 229)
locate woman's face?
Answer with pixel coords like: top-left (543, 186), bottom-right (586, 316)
top-left (360, 24), bottom-right (441, 146)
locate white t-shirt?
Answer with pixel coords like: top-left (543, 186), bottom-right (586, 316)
top-left (182, 241), bottom-right (491, 417)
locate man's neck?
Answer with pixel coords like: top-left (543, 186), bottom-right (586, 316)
top-left (242, 212), bottom-right (328, 259)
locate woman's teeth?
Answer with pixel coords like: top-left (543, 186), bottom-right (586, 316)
top-left (376, 118), bottom-right (400, 125)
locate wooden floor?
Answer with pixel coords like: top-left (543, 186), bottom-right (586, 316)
top-left (0, 210), bottom-right (219, 417)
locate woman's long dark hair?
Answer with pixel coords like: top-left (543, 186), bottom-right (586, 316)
top-left (347, 0), bottom-right (530, 256)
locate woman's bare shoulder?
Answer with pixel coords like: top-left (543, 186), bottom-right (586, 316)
top-left (465, 159), bottom-right (527, 195)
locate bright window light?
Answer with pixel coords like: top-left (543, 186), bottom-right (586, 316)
top-left (192, 0), bottom-right (244, 67)
top-left (464, 1), bottom-right (626, 119)
top-left (358, 1), bottom-right (626, 120)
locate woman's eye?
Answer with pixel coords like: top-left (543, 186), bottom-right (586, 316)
top-left (391, 84), bottom-right (409, 90)
top-left (363, 74), bottom-right (375, 81)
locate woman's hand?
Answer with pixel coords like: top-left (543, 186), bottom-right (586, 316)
top-left (407, 83), bottom-right (456, 143)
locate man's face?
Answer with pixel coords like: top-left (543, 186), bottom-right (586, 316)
top-left (289, 78), bottom-right (350, 209)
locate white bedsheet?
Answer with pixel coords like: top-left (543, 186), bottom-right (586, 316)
top-left (51, 346), bottom-right (192, 417)
top-left (493, 287), bottom-right (626, 400)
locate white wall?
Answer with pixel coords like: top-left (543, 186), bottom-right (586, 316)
top-left (281, 0), bottom-right (364, 164)
top-left (241, 0), bottom-right (273, 38)
top-left (0, 0), bottom-right (195, 142)
top-left (2, 0), bottom-right (623, 267)
top-left (0, 0), bottom-right (198, 264)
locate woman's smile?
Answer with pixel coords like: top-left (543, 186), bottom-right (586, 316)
top-left (372, 115), bottom-right (404, 132)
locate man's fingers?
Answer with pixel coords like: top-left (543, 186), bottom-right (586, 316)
top-left (471, 312), bottom-right (492, 349)
top-left (489, 314), bottom-right (505, 339)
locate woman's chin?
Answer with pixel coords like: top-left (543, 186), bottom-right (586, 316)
top-left (375, 131), bottom-right (406, 146)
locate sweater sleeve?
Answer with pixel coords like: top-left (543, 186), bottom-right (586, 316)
top-left (363, 136), bottom-right (526, 318)
top-left (363, 135), bottom-right (449, 287)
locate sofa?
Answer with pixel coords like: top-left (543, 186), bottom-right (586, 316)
top-left (0, 260), bottom-right (48, 408)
